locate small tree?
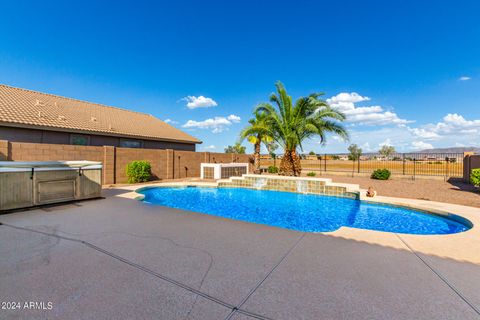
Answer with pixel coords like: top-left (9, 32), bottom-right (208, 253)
top-left (309, 151), bottom-right (316, 155)
top-left (224, 143), bottom-right (246, 154)
top-left (240, 111), bottom-right (273, 172)
top-left (348, 144), bottom-right (362, 161)
top-left (379, 145), bottom-right (395, 158)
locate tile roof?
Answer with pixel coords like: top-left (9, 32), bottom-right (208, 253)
top-left (0, 84), bottom-right (201, 144)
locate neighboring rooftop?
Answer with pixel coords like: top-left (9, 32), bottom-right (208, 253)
top-left (0, 84), bottom-right (201, 144)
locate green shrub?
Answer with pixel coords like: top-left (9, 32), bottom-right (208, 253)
top-left (471, 169), bottom-right (480, 187)
top-left (267, 166), bottom-right (279, 173)
top-left (126, 160), bottom-right (152, 183)
top-left (371, 168), bottom-right (391, 180)
top-left (306, 172), bottom-right (316, 177)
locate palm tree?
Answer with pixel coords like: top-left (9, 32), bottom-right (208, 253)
top-left (239, 111), bottom-right (273, 173)
top-left (256, 81), bottom-right (349, 176)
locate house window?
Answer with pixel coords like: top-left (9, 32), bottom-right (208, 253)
top-left (120, 139), bottom-right (142, 148)
top-left (70, 134), bottom-right (90, 146)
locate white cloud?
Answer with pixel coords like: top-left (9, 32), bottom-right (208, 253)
top-left (443, 113), bottom-right (480, 128)
top-left (183, 96), bottom-right (218, 109)
top-left (203, 145), bottom-right (216, 150)
top-left (327, 92), bottom-right (370, 105)
top-left (411, 113), bottom-right (480, 138)
top-left (182, 114), bottom-right (241, 133)
top-left (327, 92), bottom-right (412, 126)
top-left (407, 127), bottom-right (440, 140)
top-left (164, 118), bottom-right (178, 124)
top-left (351, 113), bottom-right (480, 151)
top-left (411, 141), bottom-right (433, 150)
top-left (227, 114), bottom-right (241, 123)
top-left (361, 142), bottom-right (372, 152)
top-left (309, 111), bottom-right (480, 153)
top-left (379, 138), bottom-right (392, 147)
top-left (459, 76), bottom-right (471, 81)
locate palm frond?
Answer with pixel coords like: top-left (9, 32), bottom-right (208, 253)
top-left (250, 82), bottom-right (348, 155)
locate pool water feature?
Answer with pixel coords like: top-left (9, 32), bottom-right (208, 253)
top-left (218, 175), bottom-right (359, 199)
top-left (253, 177), bottom-right (267, 190)
top-left (296, 180), bottom-right (308, 194)
top-left (139, 187), bottom-right (470, 235)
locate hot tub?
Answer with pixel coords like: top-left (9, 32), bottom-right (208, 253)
top-left (0, 161), bottom-right (102, 212)
top-left (200, 163), bottom-right (249, 180)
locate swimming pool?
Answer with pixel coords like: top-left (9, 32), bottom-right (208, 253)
top-left (139, 187), bottom-right (470, 235)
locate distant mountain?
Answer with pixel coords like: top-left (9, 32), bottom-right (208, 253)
top-left (414, 147), bottom-right (480, 154)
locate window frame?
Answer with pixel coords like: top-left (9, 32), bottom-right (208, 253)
top-left (119, 139), bottom-right (143, 148)
top-left (70, 134), bottom-right (90, 146)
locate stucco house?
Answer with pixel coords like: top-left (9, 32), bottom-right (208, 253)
top-left (0, 84), bottom-right (201, 151)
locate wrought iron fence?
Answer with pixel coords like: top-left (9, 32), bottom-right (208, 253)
top-left (259, 153), bottom-right (465, 178)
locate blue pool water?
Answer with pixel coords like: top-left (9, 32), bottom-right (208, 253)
top-left (139, 187), bottom-right (470, 235)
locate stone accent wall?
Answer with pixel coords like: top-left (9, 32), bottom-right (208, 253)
top-left (218, 175), bottom-right (359, 199)
top-left (0, 139), bottom-right (252, 184)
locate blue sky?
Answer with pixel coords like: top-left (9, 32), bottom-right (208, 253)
top-left (1, 0), bottom-right (479, 153)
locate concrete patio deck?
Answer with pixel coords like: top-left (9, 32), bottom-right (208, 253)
top-left (1, 186), bottom-right (480, 320)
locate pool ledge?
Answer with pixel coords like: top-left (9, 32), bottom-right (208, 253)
top-left (330, 192), bottom-right (480, 264)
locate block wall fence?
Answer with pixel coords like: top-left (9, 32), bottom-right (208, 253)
top-left (0, 140), bottom-right (252, 185)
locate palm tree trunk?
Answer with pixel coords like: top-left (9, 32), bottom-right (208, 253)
top-left (292, 149), bottom-right (302, 176)
top-left (254, 142), bottom-right (261, 173)
top-left (280, 149), bottom-right (302, 176)
top-left (280, 149), bottom-right (294, 176)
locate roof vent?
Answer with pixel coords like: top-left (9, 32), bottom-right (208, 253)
top-left (38, 111), bottom-right (44, 118)
top-left (108, 124), bottom-right (114, 131)
top-left (91, 117), bottom-right (97, 122)
top-left (58, 115), bottom-right (66, 121)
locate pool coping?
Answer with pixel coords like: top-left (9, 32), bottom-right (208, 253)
top-left (109, 179), bottom-right (480, 264)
